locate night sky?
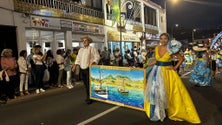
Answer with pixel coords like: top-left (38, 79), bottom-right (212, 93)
top-left (151, 0), bottom-right (222, 29)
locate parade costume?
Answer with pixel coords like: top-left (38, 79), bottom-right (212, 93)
top-left (145, 40), bottom-right (201, 124)
top-left (190, 44), bottom-right (211, 86)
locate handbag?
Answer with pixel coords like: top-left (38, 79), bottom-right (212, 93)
top-left (0, 70), bottom-right (10, 82)
top-left (43, 69), bottom-right (50, 82)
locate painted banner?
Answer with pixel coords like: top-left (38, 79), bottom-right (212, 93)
top-left (90, 65), bottom-right (146, 111)
top-left (31, 16), bottom-right (61, 30)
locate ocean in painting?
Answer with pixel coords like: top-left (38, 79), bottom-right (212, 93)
top-left (91, 84), bottom-right (144, 109)
top-left (90, 66), bottom-right (145, 109)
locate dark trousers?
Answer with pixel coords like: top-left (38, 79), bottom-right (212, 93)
top-left (0, 81), bottom-right (6, 100)
top-left (48, 65), bottom-right (58, 86)
top-left (0, 75), bottom-right (17, 99)
top-left (211, 60), bottom-right (216, 71)
top-left (80, 68), bottom-right (90, 101)
top-left (34, 65), bottom-right (45, 89)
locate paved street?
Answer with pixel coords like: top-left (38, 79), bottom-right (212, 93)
top-left (0, 72), bottom-right (222, 125)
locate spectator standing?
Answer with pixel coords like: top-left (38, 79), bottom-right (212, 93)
top-left (17, 50), bottom-right (31, 96)
top-left (56, 49), bottom-right (65, 88)
top-left (114, 48), bottom-right (122, 66)
top-left (1, 49), bottom-right (18, 99)
top-left (32, 45), bottom-right (47, 94)
top-left (101, 46), bottom-right (110, 65)
top-left (110, 50), bottom-right (115, 65)
top-left (64, 50), bottom-right (74, 89)
top-left (46, 50), bottom-right (58, 87)
top-left (27, 49), bottom-right (35, 86)
top-left (124, 49), bottom-right (134, 66)
top-left (0, 57), bottom-right (7, 103)
top-left (71, 47), bottom-right (80, 82)
top-left (137, 52), bottom-right (143, 68)
top-left (72, 36), bottom-right (100, 104)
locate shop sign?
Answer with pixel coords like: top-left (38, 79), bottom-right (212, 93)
top-left (60, 20), bottom-right (72, 30)
top-left (107, 31), bottom-right (140, 42)
top-left (122, 34), bottom-right (139, 41)
top-left (31, 16), bottom-right (61, 30)
top-left (72, 22), bottom-right (103, 34)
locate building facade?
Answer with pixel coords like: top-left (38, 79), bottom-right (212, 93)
top-left (0, 0), bottom-right (166, 56)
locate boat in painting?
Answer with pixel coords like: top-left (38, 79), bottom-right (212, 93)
top-left (93, 70), bottom-right (108, 98)
top-left (118, 79), bottom-right (129, 95)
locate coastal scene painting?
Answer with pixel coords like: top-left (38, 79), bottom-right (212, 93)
top-left (90, 65), bottom-right (145, 110)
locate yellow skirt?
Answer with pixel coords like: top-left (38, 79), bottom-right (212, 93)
top-left (145, 66), bottom-right (201, 124)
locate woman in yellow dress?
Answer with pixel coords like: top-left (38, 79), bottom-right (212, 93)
top-left (144, 33), bottom-right (201, 124)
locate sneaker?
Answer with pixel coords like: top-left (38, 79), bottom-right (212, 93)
top-left (70, 84), bottom-right (74, 88)
top-left (36, 89), bottom-right (40, 94)
top-left (40, 88), bottom-right (45, 93)
top-left (58, 85), bottom-right (63, 88)
top-left (66, 85), bottom-right (73, 89)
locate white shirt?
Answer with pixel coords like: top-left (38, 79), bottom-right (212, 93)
top-left (56, 55), bottom-right (65, 70)
top-left (75, 46), bottom-right (100, 69)
top-left (33, 55), bottom-right (43, 65)
top-left (17, 57), bottom-right (30, 73)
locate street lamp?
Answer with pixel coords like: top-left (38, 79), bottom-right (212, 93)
top-left (171, 23), bottom-right (179, 39)
top-left (171, 0), bottom-right (179, 4)
top-left (192, 28), bottom-right (196, 42)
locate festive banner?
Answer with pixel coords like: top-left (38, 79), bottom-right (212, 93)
top-left (210, 31), bottom-right (222, 50)
top-left (111, 0), bottom-right (120, 26)
top-left (90, 65), bottom-right (146, 111)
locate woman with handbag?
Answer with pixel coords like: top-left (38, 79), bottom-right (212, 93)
top-left (1, 49), bottom-right (18, 99)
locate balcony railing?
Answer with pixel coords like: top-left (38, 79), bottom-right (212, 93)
top-left (145, 24), bottom-right (158, 30)
top-left (14, 0), bottom-right (104, 24)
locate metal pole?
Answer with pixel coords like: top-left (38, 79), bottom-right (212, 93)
top-left (119, 0), bottom-right (123, 66)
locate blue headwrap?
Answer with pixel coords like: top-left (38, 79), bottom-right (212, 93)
top-left (167, 40), bottom-right (182, 55)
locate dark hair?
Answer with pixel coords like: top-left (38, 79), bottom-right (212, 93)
top-left (56, 49), bottom-right (62, 55)
top-left (73, 47), bottom-right (78, 51)
top-left (46, 50), bottom-right (54, 58)
top-left (160, 33), bottom-right (170, 40)
top-left (33, 45), bottom-right (41, 48)
top-left (19, 50), bottom-right (27, 57)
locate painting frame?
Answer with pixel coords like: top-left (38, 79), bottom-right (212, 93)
top-left (90, 65), bottom-right (146, 111)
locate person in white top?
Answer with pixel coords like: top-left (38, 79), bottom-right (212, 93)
top-left (17, 50), bottom-right (31, 96)
top-left (56, 49), bottom-right (65, 88)
top-left (64, 50), bottom-right (74, 89)
top-left (32, 45), bottom-right (47, 94)
top-left (72, 36), bottom-right (100, 104)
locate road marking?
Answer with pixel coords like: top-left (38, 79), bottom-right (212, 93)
top-left (77, 106), bottom-right (120, 125)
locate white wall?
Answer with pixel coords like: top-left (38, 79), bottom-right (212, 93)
top-left (0, 0), bottom-right (14, 10)
top-left (0, 8), bottom-right (14, 26)
top-left (13, 12), bottom-right (31, 52)
top-left (159, 10), bottom-right (167, 34)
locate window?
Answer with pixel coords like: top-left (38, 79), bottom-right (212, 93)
top-left (144, 6), bottom-right (157, 26)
